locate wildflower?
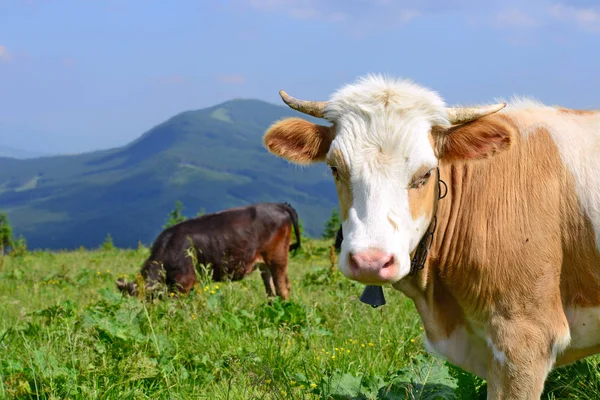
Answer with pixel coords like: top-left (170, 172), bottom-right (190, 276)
top-left (368, 342), bottom-right (374, 347)
top-left (420, 326), bottom-right (424, 331)
top-left (106, 269), bottom-right (110, 273)
top-left (346, 349), bottom-right (350, 354)
top-left (290, 380), bottom-right (296, 385)
top-left (265, 379), bottom-right (272, 384)
top-left (341, 347), bottom-right (344, 351)
top-left (281, 390), bottom-right (287, 396)
top-left (331, 355), bottom-right (336, 359)
top-left (170, 292), bottom-right (174, 297)
top-left (97, 271), bottom-right (101, 275)
top-left (410, 339), bottom-right (415, 343)
top-left (325, 351), bottom-right (330, 355)
top-left (335, 347), bottom-right (339, 351)
top-left (361, 344), bottom-right (365, 348)
top-left (215, 284), bottom-right (220, 289)
top-left (310, 383), bottom-right (317, 388)
top-left (210, 290), bottom-right (215, 294)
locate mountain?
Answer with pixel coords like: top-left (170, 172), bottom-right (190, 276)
top-left (0, 99), bottom-right (338, 250)
top-left (0, 145), bottom-right (49, 159)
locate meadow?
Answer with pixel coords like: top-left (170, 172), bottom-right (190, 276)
top-left (1, 240), bottom-right (600, 399)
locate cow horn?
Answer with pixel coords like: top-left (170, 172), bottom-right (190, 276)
top-left (446, 103), bottom-right (507, 125)
top-left (279, 90), bottom-right (327, 118)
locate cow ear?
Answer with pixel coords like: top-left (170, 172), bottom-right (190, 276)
top-left (434, 116), bottom-right (514, 161)
top-left (263, 117), bottom-right (334, 164)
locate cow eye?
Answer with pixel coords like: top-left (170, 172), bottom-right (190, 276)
top-left (410, 169), bottom-right (432, 189)
top-left (330, 166), bottom-right (338, 177)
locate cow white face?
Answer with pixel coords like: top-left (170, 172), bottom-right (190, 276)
top-left (264, 75), bottom-right (509, 285)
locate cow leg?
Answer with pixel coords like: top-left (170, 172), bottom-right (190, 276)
top-left (485, 316), bottom-right (570, 399)
top-left (263, 251), bottom-right (290, 300)
top-left (257, 263), bottom-right (276, 297)
top-left (165, 257), bottom-right (197, 295)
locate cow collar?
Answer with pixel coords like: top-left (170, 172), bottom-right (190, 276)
top-left (359, 167), bottom-right (447, 308)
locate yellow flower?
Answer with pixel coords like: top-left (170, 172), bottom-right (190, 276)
top-left (281, 390), bottom-right (287, 396)
top-left (361, 344), bottom-right (365, 348)
top-left (325, 351), bottom-right (329, 355)
top-left (368, 342), bottom-right (374, 347)
top-left (265, 379), bottom-right (272, 384)
top-left (335, 347), bottom-right (339, 351)
top-left (410, 339), bottom-right (415, 343)
top-left (346, 349), bottom-right (350, 353)
top-left (310, 383), bottom-right (317, 388)
top-left (290, 380), bottom-right (296, 385)
top-left (210, 290), bottom-right (215, 294)
top-left (215, 284), bottom-right (220, 289)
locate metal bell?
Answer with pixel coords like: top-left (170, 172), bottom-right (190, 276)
top-left (359, 285), bottom-right (386, 308)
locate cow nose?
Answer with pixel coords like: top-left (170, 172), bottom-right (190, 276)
top-left (350, 249), bottom-right (395, 272)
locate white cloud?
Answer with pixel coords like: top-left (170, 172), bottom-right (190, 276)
top-left (216, 74), bottom-right (246, 84)
top-left (496, 9), bottom-right (540, 28)
top-left (550, 3), bottom-right (600, 32)
top-left (234, 0), bottom-right (600, 37)
top-left (0, 45), bottom-right (11, 61)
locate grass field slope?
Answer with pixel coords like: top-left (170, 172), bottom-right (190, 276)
top-left (1, 242), bottom-right (599, 399)
top-left (0, 99), bottom-right (337, 250)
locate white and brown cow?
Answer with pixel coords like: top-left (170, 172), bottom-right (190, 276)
top-left (262, 74), bottom-right (600, 399)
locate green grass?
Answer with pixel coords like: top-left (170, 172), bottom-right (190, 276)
top-left (1, 241), bottom-right (599, 399)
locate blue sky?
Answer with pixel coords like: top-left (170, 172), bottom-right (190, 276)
top-left (0, 0), bottom-right (599, 153)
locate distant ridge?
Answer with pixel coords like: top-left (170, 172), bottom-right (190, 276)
top-left (0, 99), bottom-right (337, 250)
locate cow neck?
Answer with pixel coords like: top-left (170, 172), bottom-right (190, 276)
top-left (408, 166), bottom-right (447, 276)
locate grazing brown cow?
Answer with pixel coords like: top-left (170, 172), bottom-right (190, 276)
top-left (116, 202), bottom-right (301, 300)
top-left (263, 74), bottom-right (600, 399)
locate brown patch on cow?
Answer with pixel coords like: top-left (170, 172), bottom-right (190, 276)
top-left (559, 173), bottom-right (600, 307)
top-left (433, 125), bottom-right (569, 321)
top-left (556, 107), bottom-right (598, 116)
top-left (426, 273), bottom-right (466, 341)
top-left (556, 344), bottom-right (600, 367)
top-left (407, 166), bottom-right (437, 222)
top-left (433, 115), bottom-right (515, 161)
top-left (327, 148), bottom-right (353, 221)
top-left (263, 118), bottom-right (334, 164)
